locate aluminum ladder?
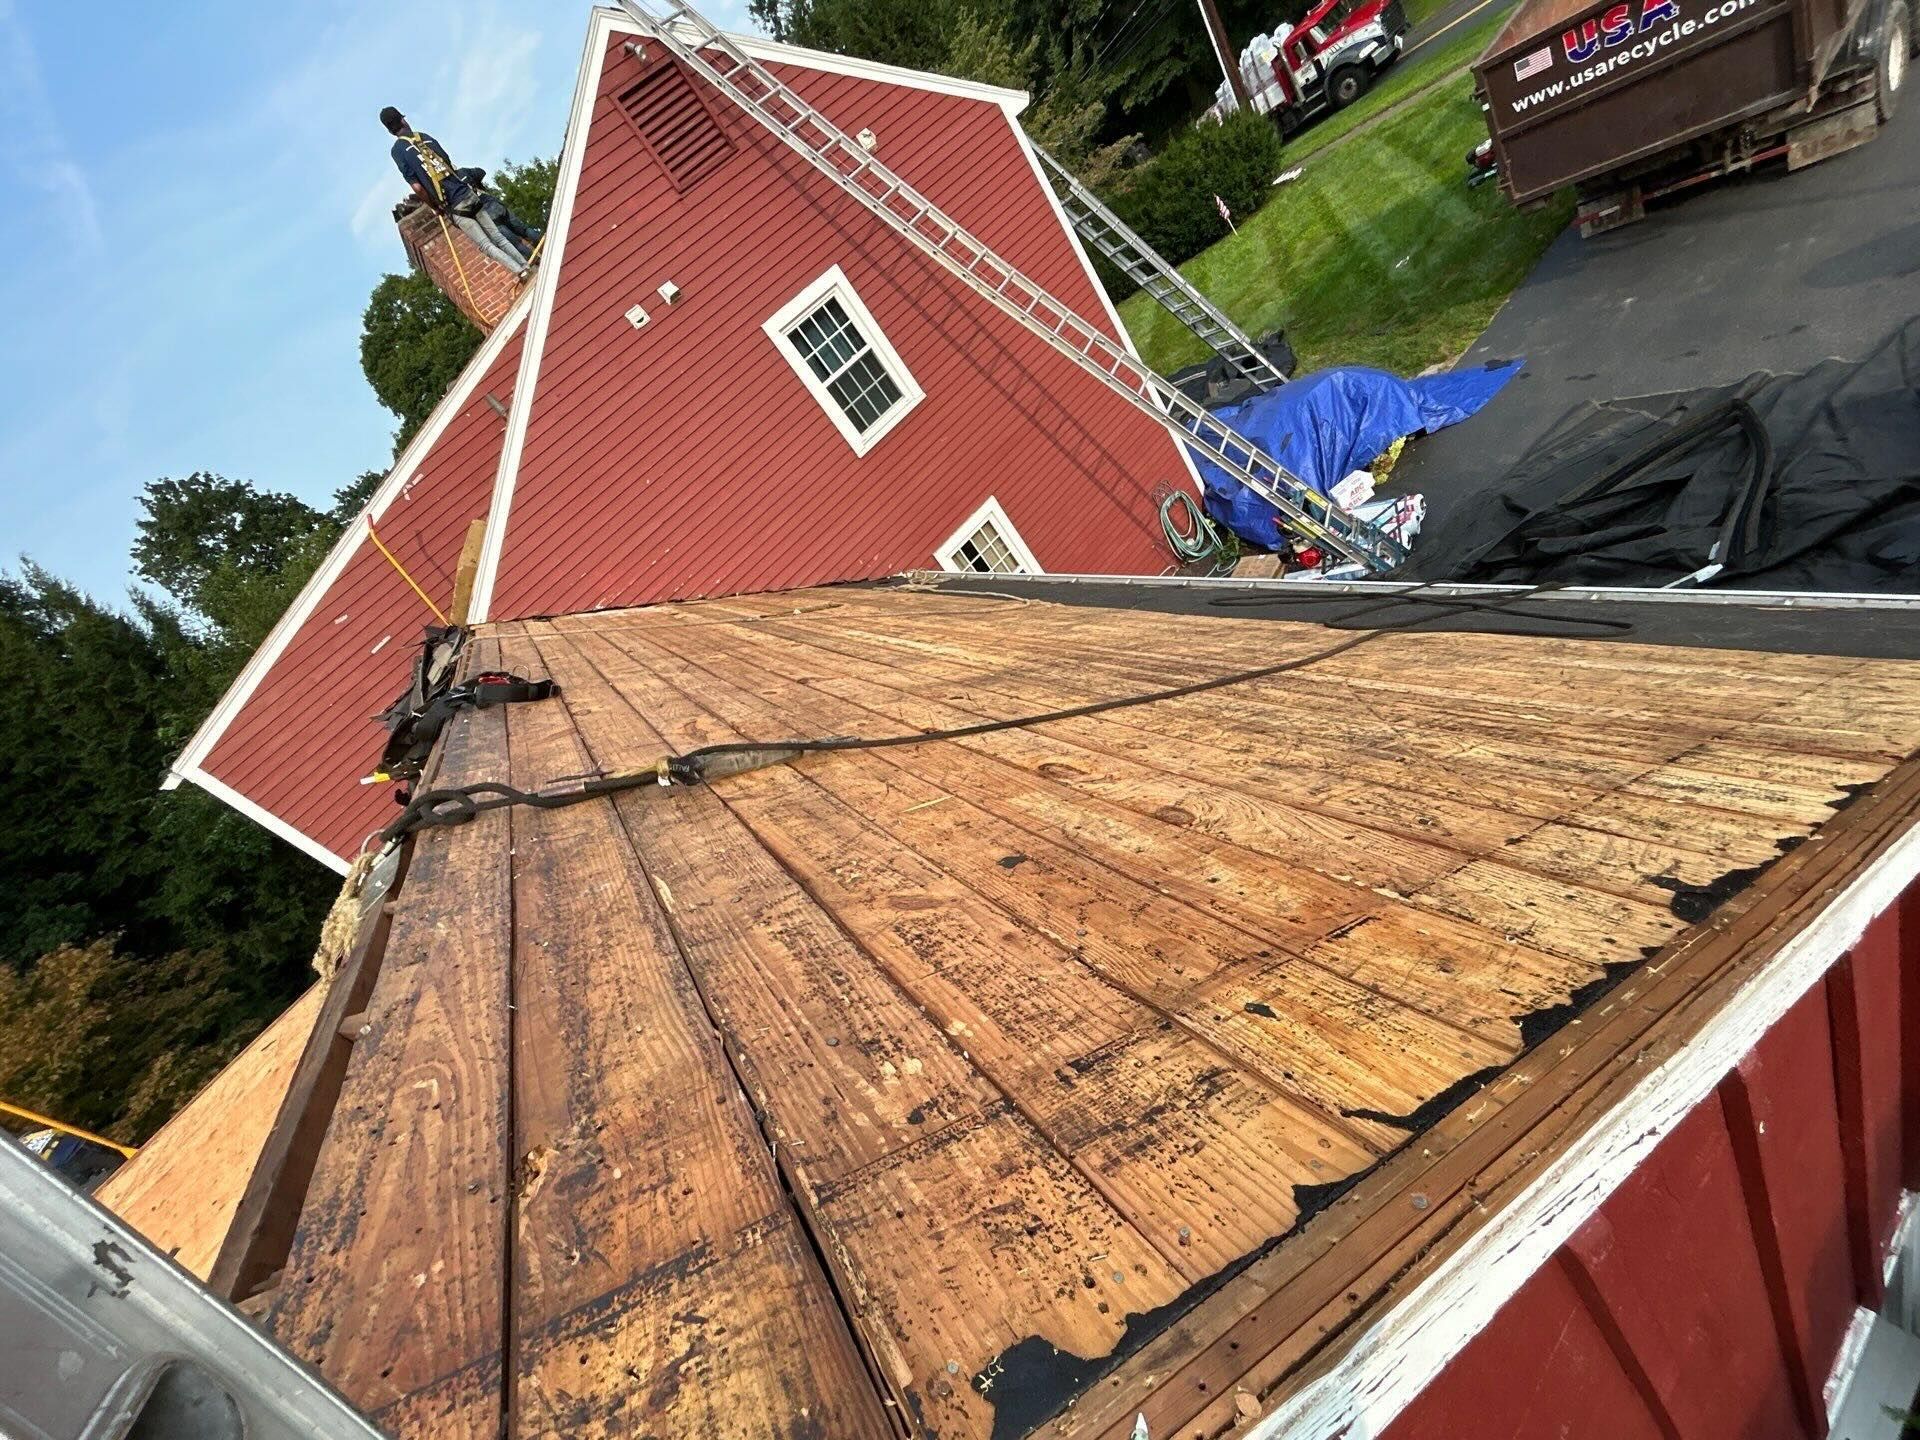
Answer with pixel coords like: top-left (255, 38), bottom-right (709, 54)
top-left (0, 1130), bottom-right (386, 1440)
top-left (1033, 146), bottom-right (1287, 392)
top-left (611, 0), bottom-right (1407, 574)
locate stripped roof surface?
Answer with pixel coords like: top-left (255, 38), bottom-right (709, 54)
top-left (260, 582), bottom-right (1920, 1438)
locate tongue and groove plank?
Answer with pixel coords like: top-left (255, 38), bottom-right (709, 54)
top-left (709, 606), bottom-right (1831, 862)
top-left (490, 623), bottom-right (891, 1440)
top-left (265, 642), bottom-right (515, 1439)
top-left (645, 606), bottom-right (1697, 971)
top-left (639, 614), bottom-right (1616, 1033)
top-left (572, 617), bottom-right (1517, 1145)
top-left (519, 623), bottom-right (1193, 1440)
top-left (725, 599), bottom-right (1866, 898)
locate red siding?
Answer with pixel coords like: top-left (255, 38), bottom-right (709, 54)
top-left (1387, 1253), bottom-right (1670, 1440)
top-left (1385, 898), bottom-right (1920, 1440)
top-left (484, 41), bottom-right (1181, 620)
top-left (195, 319), bottom-right (526, 861)
top-left (1727, 985), bottom-right (1857, 1429)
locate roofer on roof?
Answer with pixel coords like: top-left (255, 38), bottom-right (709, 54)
top-left (381, 107), bottom-right (543, 278)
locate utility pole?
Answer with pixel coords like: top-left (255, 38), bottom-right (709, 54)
top-left (1197, 0), bottom-right (1251, 112)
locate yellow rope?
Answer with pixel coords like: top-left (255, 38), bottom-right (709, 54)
top-left (366, 518), bottom-right (450, 625)
top-left (433, 211), bottom-right (497, 328)
top-left (0, 1099), bottom-right (138, 1158)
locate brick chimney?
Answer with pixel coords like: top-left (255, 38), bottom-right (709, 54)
top-left (396, 201), bottom-right (525, 333)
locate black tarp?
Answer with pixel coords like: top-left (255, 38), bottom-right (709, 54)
top-left (1409, 319), bottom-right (1920, 592)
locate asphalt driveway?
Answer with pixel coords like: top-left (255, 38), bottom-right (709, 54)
top-left (1393, 90), bottom-right (1920, 535)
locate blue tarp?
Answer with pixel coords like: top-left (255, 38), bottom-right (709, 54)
top-left (1192, 360), bottom-right (1522, 549)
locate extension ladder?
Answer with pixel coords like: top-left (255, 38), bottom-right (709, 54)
top-left (611, 0), bottom-right (1407, 574)
top-left (1033, 146), bottom-right (1287, 392)
top-left (0, 1130), bottom-right (386, 1440)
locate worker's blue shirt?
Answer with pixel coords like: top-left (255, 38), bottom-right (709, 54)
top-left (390, 131), bottom-right (472, 209)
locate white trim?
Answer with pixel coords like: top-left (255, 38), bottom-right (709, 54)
top-left (763, 264), bottom-right (924, 455)
top-left (176, 763), bottom-right (351, 875)
top-left (1823, 1305), bottom-right (1878, 1420)
top-left (934, 495), bottom-right (1044, 574)
top-left (162, 290), bottom-right (534, 793)
top-left (596, 7), bottom-right (1031, 116)
top-left (467, 9), bottom-right (613, 624)
top-left (1007, 123), bottom-right (1209, 504)
top-left (1242, 815), bottom-right (1920, 1440)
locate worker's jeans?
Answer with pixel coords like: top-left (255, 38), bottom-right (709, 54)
top-left (452, 201), bottom-right (538, 273)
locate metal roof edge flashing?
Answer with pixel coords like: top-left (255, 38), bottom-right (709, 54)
top-left (901, 570), bottom-right (1920, 610)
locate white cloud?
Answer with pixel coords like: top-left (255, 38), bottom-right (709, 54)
top-left (0, 0), bottom-right (102, 257)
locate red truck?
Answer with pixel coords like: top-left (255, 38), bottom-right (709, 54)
top-left (1473, 0), bottom-right (1910, 232)
top-left (1208, 0), bottom-right (1413, 133)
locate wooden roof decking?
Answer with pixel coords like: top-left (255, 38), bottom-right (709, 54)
top-left (260, 584), bottom-right (1920, 1439)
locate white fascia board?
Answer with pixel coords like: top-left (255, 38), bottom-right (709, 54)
top-left (595, 6), bottom-right (1030, 115)
top-left (177, 763), bottom-right (351, 875)
top-left (1242, 816), bottom-right (1920, 1440)
top-left (164, 290), bottom-right (535, 791)
top-left (1008, 122), bottom-right (1209, 506)
top-left (467, 9), bottom-right (612, 624)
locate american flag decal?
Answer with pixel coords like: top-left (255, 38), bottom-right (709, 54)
top-left (1513, 46), bottom-right (1553, 79)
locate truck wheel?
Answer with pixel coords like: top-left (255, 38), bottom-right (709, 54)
top-left (1880, 1), bottom-right (1908, 121)
top-left (1330, 67), bottom-right (1370, 108)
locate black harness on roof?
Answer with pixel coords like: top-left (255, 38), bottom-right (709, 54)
top-left (374, 626), bottom-right (557, 798)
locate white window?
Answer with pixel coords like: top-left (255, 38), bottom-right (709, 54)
top-left (935, 497), bottom-right (1043, 575)
top-left (765, 265), bottom-right (923, 454)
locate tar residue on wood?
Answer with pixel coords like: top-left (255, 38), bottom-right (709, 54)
top-left (971, 907), bottom-right (1696, 1433)
top-left (972, 1172), bottom-right (1379, 1440)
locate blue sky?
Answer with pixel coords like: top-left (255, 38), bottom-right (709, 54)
top-left (0, 0), bottom-right (753, 607)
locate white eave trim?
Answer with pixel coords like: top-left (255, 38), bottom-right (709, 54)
top-left (175, 762), bottom-right (352, 875)
top-left (597, 6), bottom-right (1031, 116)
top-left (163, 289), bottom-right (534, 793)
top-left (1244, 815), bottom-right (1920, 1440)
top-left (467, 7), bottom-right (612, 624)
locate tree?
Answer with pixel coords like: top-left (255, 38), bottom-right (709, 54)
top-left (359, 156), bottom-right (561, 452)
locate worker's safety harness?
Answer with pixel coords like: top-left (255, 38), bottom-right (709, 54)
top-left (373, 627), bottom-right (556, 796)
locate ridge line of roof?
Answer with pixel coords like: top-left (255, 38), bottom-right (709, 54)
top-left (591, 4), bottom-right (1031, 113)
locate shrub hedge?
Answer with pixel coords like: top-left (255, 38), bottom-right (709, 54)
top-left (1101, 111), bottom-right (1285, 292)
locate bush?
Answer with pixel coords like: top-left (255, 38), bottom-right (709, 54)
top-left (1102, 111), bottom-right (1285, 290)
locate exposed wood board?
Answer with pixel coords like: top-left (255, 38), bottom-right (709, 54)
top-left (1053, 756), bottom-right (1920, 1440)
top-left (529, 621), bottom-right (1196, 1438)
top-left (726, 607), bottom-right (1821, 868)
top-left (491, 624), bottom-right (892, 1439)
top-left (583, 618), bottom-right (1514, 1149)
top-left (95, 984), bottom-right (327, 1281)
top-left (254, 588), bottom-right (1920, 1440)
top-left (264, 646), bottom-right (515, 1434)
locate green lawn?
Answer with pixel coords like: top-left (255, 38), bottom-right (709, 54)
top-left (1118, 74), bottom-right (1572, 378)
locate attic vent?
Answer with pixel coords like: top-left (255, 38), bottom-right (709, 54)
top-left (615, 61), bottom-right (734, 193)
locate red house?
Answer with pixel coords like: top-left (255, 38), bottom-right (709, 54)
top-left (165, 6), bottom-right (1201, 869)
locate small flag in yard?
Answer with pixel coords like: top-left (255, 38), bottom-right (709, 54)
top-left (1513, 46), bottom-right (1553, 79)
top-left (1214, 193), bottom-right (1237, 234)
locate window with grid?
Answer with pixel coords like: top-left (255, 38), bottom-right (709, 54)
top-left (764, 267), bottom-right (923, 455)
top-left (935, 498), bottom-right (1041, 575)
top-left (950, 518), bottom-right (1022, 573)
top-left (786, 297), bottom-right (903, 435)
